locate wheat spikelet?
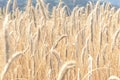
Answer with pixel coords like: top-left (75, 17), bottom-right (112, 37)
top-left (110, 7), bottom-right (115, 14)
top-left (51, 49), bottom-right (61, 69)
top-left (71, 6), bottom-right (79, 35)
top-left (6, 0), bottom-right (12, 15)
top-left (88, 1), bottom-right (94, 10)
top-left (52, 6), bottom-right (56, 18)
top-left (86, 3), bottom-right (90, 16)
top-left (3, 14), bottom-right (10, 63)
top-left (56, 2), bottom-right (63, 18)
top-left (35, 3), bottom-right (39, 13)
top-left (26, 0), bottom-right (32, 12)
top-left (0, 53), bottom-right (22, 80)
top-left (105, 2), bottom-right (111, 10)
top-left (108, 75), bottom-right (120, 80)
top-left (102, 43), bottom-right (108, 54)
top-left (75, 30), bottom-right (81, 58)
top-left (13, 0), bottom-right (17, 12)
top-left (112, 28), bottom-right (120, 51)
top-left (103, 25), bottom-right (109, 43)
top-left (71, 6), bottom-right (79, 17)
top-left (77, 7), bottom-right (84, 17)
top-left (37, 0), bottom-right (48, 19)
top-left (61, 5), bottom-right (68, 17)
top-left (62, 5), bottom-right (71, 16)
top-left (33, 27), bottom-right (41, 53)
top-left (52, 34), bottom-right (67, 49)
top-left (95, 1), bottom-right (100, 9)
top-left (46, 3), bottom-right (50, 18)
top-left (58, 1), bottom-right (63, 9)
top-left (81, 36), bottom-right (90, 64)
top-left (90, 15), bottom-right (93, 42)
top-left (81, 46), bottom-right (86, 64)
top-left (75, 28), bottom-right (85, 58)
top-left (102, 44), bottom-right (108, 65)
top-left (100, 5), bottom-right (104, 13)
top-left (57, 61), bottom-right (76, 80)
top-left (31, 7), bottom-right (37, 28)
top-left (86, 36), bottom-right (90, 54)
top-left (115, 9), bottom-right (120, 24)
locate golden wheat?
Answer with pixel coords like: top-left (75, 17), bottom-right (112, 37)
top-left (0, 0), bottom-right (120, 80)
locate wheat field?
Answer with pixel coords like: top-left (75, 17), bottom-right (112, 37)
top-left (0, 0), bottom-right (120, 80)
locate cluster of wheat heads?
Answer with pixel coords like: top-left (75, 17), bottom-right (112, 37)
top-left (0, 0), bottom-right (120, 80)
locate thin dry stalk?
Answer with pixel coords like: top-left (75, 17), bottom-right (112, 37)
top-left (37, 0), bottom-right (48, 19)
top-left (81, 47), bottom-right (86, 64)
top-left (31, 55), bottom-right (35, 80)
top-left (82, 67), bottom-right (112, 80)
top-left (99, 23), bottom-right (103, 51)
top-left (81, 36), bottom-right (90, 64)
top-left (77, 68), bottom-right (81, 80)
top-left (90, 16), bottom-right (93, 43)
top-left (75, 30), bottom-right (82, 58)
top-left (88, 54), bottom-right (93, 80)
top-left (26, 0), bottom-right (32, 11)
top-left (96, 53), bottom-right (99, 68)
top-left (102, 44), bottom-right (108, 65)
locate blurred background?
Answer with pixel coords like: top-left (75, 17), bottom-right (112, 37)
top-left (0, 0), bottom-right (120, 10)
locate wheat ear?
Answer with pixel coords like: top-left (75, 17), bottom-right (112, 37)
top-left (6, 0), bottom-right (12, 15)
top-left (57, 61), bottom-right (76, 80)
top-left (0, 48), bottom-right (27, 80)
top-left (52, 34), bottom-right (67, 49)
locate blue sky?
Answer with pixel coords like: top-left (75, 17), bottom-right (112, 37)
top-left (0, 0), bottom-right (120, 7)
top-left (95, 0), bottom-right (120, 6)
top-left (109, 0), bottom-right (120, 6)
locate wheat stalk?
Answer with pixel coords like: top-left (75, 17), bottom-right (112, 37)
top-left (77, 68), bottom-right (81, 80)
top-left (88, 54), bottom-right (93, 80)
